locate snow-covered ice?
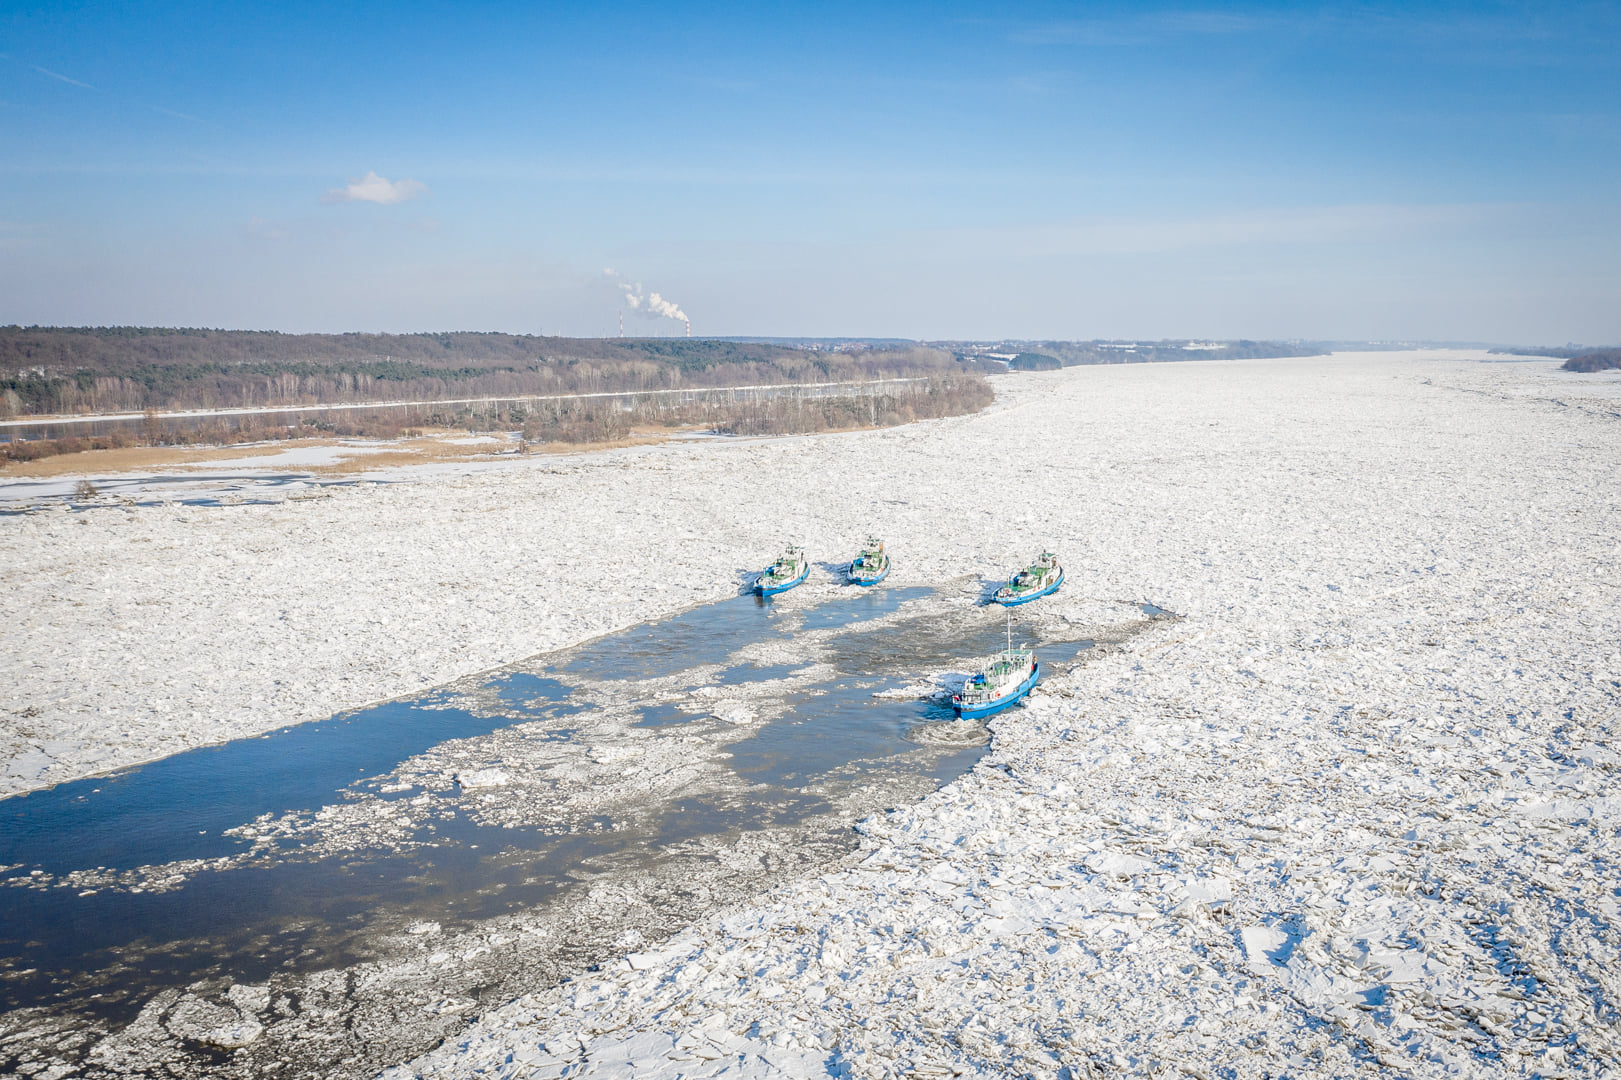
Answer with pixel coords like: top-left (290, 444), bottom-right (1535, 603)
top-left (4, 350), bottom-right (1619, 1078)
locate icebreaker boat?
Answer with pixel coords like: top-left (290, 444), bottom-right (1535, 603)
top-left (757, 545), bottom-right (809, 596)
top-left (993, 552), bottom-right (1063, 606)
top-left (848, 536), bottom-right (890, 586)
top-left (952, 647), bottom-right (1040, 719)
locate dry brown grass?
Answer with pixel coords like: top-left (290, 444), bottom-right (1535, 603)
top-left (0, 442), bottom-right (291, 478)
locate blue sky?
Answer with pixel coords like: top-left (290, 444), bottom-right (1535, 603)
top-left (2, 1), bottom-right (1617, 342)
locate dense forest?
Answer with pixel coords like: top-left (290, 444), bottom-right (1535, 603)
top-left (0, 327), bottom-right (986, 417)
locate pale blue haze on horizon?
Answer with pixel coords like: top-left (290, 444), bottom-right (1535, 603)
top-left (1, 1), bottom-right (1617, 343)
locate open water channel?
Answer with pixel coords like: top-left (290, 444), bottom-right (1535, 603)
top-left (0, 581), bottom-right (1105, 1079)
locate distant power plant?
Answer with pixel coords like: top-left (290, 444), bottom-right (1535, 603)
top-left (618, 309), bottom-right (689, 338)
top-left (606, 269), bottom-right (691, 339)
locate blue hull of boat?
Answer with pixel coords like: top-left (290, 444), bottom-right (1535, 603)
top-left (758, 563), bottom-right (809, 596)
top-left (850, 564), bottom-right (889, 586)
top-left (954, 660), bottom-right (1041, 719)
top-left (995, 567), bottom-right (1064, 606)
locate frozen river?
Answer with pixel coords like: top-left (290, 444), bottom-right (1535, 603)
top-left (0, 581), bottom-right (1112, 1076)
top-left (3, 351), bottom-right (1617, 1079)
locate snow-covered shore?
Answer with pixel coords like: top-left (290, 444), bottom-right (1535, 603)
top-left (5, 351), bottom-right (1620, 1077)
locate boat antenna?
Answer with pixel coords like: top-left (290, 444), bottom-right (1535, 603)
top-left (1006, 609), bottom-right (1012, 654)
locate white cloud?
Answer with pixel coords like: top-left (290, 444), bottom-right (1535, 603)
top-left (322, 171), bottom-right (428, 205)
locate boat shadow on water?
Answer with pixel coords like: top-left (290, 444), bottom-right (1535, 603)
top-left (973, 575), bottom-right (1007, 605)
top-left (733, 568), bottom-right (769, 597)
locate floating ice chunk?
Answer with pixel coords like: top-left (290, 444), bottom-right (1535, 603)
top-left (203, 1020), bottom-right (264, 1049)
top-left (455, 768), bottom-right (510, 789)
top-left (871, 681), bottom-right (933, 700)
top-left (909, 718), bottom-right (988, 746)
top-left (710, 703), bottom-right (756, 725)
top-left (1241, 925), bottom-right (1293, 972)
top-left (1183, 876), bottom-right (1233, 905)
top-left (1085, 850), bottom-right (1153, 877)
top-left (227, 983), bottom-right (271, 1013)
top-left (165, 996), bottom-right (263, 1049)
top-left (587, 1030), bottom-right (686, 1070)
top-left (626, 946), bottom-right (685, 971)
top-left (5, 749), bottom-right (53, 780)
top-left (427, 999), bottom-right (475, 1015)
top-left (588, 745), bottom-right (642, 763)
top-left (1377, 947), bottom-right (1441, 984)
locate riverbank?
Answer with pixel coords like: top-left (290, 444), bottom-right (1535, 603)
top-left (0, 373), bottom-right (990, 467)
top-left (4, 350), bottom-right (1618, 1078)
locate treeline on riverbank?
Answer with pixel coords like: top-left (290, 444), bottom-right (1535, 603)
top-left (0, 326), bottom-right (988, 417)
top-left (0, 375), bottom-right (995, 464)
top-left (1560, 350), bottom-right (1621, 372)
top-left (519, 375), bottom-right (994, 444)
top-left (973, 340), bottom-right (1323, 370)
top-left (1489, 346), bottom-right (1584, 359)
top-left (0, 412), bottom-right (411, 463)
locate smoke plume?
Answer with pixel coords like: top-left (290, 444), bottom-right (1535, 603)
top-left (604, 269), bottom-right (690, 334)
